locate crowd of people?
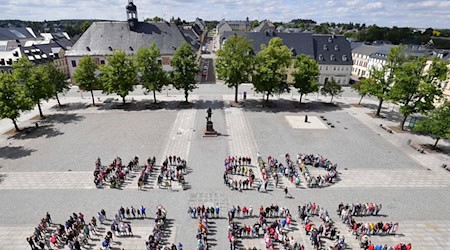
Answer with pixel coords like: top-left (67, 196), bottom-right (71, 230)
top-left (227, 204), bottom-right (304, 250)
top-left (358, 234), bottom-right (412, 250)
top-left (157, 155), bottom-right (187, 189)
top-left (298, 202), bottom-right (345, 250)
top-left (138, 156), bottom-right (157, 190)
top-left (188, 204), bottom-right (217, 250)
top-left (26, 213), bottom-right (53, 250)
top-left (224, 156), bottom-right (257, 191)
top-left (93, 156), bottom-right (139, 188)
top-left (338, 202), bottom-right (383, 217)
top-left (145, 205), bottom-right (172, 250)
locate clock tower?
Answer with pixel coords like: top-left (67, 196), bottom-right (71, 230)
top-left (126, 0), bottom-right (138, 31)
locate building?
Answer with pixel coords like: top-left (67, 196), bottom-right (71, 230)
top-left (252, 20), bottom-right (275, 33)
top-left (0, 27), bottom-right (73, 74)
top-left (351, 44), bottom-right (392, 79)
top-left (213, 19), bottom-right (252, 52)
top-left (221, 31), bottom-right (352, 85)
top-left (65, 0), bottom-right (196, 79)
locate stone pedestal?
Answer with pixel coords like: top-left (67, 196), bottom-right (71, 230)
top-left (204, 121), bottom-right (218, 137)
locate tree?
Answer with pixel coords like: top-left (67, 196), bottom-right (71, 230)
top-left (321, 78), bottom-right (343, 103)
top-left (367, 46), bottom-right (407, 117)
top-left (216, 35), bottom-right (254, 103)
top-left (136, 43), bottom-right (167, 103)
top-left (0, 72), bottom-right (33, 131)
top-left (100, 50), bottom-right (137, 104)
top-left (81, 21), bottom-right (91, 32)
top-left (171, 42), bottom-right (199, 102)
top-left (390, 57), bottom-right (448, 130)
top-left (252, 37), bottom-right (292, 102)
top-left (21, 65), bottom-right (54, 118)
top-left (73, 56), bottom-right (99, 106)
top-left (251, 20), bottom-right (259, 29)
top-left (291, 54), bottom-right (320, 103)
top-left (351, 78), bottom-right (372, 104)
top-left (413, 102), bottom-right (450, 148)
top-left (45, 64), bottom-right (69, 107)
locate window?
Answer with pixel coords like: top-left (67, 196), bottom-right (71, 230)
top-left (101, 60), bottom-right (105, 65)
top-left (71, 60), bottom-right (77, 67)
top-left (334, 45), bottom-right (339, 51)
top-left (323, 45), bottom-right (328, 50)
top-left (325, 66), bottom-right (328, 71)
top-left (158, 60), bottom-right (162, 65)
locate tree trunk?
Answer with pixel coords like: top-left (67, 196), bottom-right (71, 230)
top-left (37, 102), bottom-right (44, 118)
top-left (55, 92), bottom-right (62, 107)
top-left (330, 95), bottom-right (334, 103)
top-left (11, 119), bottom-right (20, 132)
top-left (153, 89), bottom-right (157, 104)
top-left (185, 90), bottom-right (189, 103)
top-left (122, 96), bottom-right (126, 104)
top-left (299, 93), bottom-right (303, 103)
top-left (266, 92), bottom-right (270, 102)
top-left (376, 98), bottom-right (384, 117)
top-left (90, 90), bottom-right (95, 106)
top-left (358, 95), bottom-right (364, 105)
top-left (433, 138), bottom-right (440, 149)
top-left (234, 85), bottom-right (239, 103)
top-left (400, 114), bottom-right (408, 130)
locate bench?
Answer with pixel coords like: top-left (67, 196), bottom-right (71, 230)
top-left (410, 143), bottom-right (425, 153)
top-left (379, 124), bottom-right (393, 134)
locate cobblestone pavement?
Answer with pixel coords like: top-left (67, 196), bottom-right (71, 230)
top-left (1, 87), bottom-right (450, 249)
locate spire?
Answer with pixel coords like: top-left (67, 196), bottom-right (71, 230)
top-left (126, 0), bottom-right (138, 30)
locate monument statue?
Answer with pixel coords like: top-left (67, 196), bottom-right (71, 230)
top-left (204, 107), bottom-right (217, 136)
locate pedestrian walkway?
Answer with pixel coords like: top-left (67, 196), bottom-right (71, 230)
top-left (145, 109), bottom-right (197, 190)
top-left (0, 171), bottom-right (93, 190)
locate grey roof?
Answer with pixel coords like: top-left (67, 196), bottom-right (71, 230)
top-left (352, 44), bottom-right (385, 56)
top-left (252, 20), bottom-right (275, 32)
top-left (350, 42), bottom-right (364, 50)
top-left (19, 41), bottom-right (68, 65)
top-left (222, 31), bottom-right (315, 57)
top-left (313, 35), bottom-right (353, 65)
top-left (0, 27), bottom-right (36, 40)
top-left (221, 32), bottom-right (352, 65)
top-left (181, 29), bottom-right (201, 51)
top-left (66, 21), bottom-right (190, 56)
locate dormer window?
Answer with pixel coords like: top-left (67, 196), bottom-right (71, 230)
top-left (86, 47), bottom-right (91, 51)
top-left (330, 54), bottom-right (336, 61)
top-left (318, 54), bottom-right (324, 61)
top-left (334, 45), bottom-right (339, 51)
top-left (342, 55), bottom-right (348, 61)
top-left (129, 47), bottom-right (134, 51)
top-left (323, 45), bottom-right (328, 50)
top-left (108, 46), bottom-right (113, 51)
top-left (328, 37), bottom-right (333, 43)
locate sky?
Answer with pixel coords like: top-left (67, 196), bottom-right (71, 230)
top-left (1, 0), bottom-right (450, 28)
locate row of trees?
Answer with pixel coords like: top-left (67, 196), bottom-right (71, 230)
top-left (73, 42), bottom-right (198, 106)
top-left (216, 35), bottom-right (343, 104)
top-left (0, 42), bottom-right (199, 131)
top-left (351, 46), bottom-right (449, 147)
top-left (0, 58), bottom-right (69, 131)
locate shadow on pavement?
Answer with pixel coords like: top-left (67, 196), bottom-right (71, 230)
top-left (0, 146), bottom-right (35, 159)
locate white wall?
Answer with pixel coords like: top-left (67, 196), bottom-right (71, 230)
top-left (318, 64), bottom-right (352, 85)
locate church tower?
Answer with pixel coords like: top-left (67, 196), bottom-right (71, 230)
top-left (126, 0), bottom-right (138, 30)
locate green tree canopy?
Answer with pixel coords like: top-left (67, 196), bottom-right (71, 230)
top-left (291, 54), bottom-right (320, 103)
top-left (216, 35), bottom-right (254, 103)
top-left (413, 102), bottom-right (450, 148)
top-left (45, 64), bottom-right (69, 107)
top-left (367, 45), bottom-right (407, 116)
top-left (321, 78), bottom-right (343, 103)
top-left (136, 43), bottom-right (167, 103)
top-left (252, 37), bottom-right (292, 102)
top-left (390, 57), bottom-right (448, 130)
top-left (171, 42), bottom-right (199, 102)
top-left (0, 72), bottom-right (33, 131)
top-left (24, 65), bottom-right (54, 118)
top-left (352, 78), bottom-right (372, 105)
top-left (100, 50), bottom-right (137, 104)
top-left (73, 56), bottom-right (99, 105)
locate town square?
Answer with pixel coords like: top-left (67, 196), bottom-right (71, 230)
top-left (1, 0), bottom-right (450, 249)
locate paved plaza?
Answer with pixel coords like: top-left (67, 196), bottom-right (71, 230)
top-left (0, 84), bottom-right (449, 249)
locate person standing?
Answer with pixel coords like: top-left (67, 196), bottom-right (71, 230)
top-left (141, 206), bottom-right (146, 218)
top-left (26, 237), bottom-right (36, 250)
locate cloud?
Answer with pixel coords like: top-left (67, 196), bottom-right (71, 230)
top-left (0, 0), bottom-right (449, 28)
